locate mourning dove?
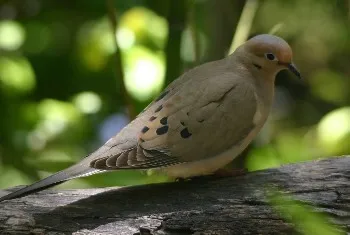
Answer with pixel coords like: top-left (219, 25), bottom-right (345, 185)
top-left (0, 34), bottom-right (301, 202)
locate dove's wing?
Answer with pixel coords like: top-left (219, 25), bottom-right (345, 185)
top-left (90, 67), bottom-right (257, 170)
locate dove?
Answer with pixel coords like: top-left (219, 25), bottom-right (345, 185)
top-left (0, 34), bottom-right (302, 202)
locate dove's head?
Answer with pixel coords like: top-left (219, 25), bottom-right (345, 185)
top-left (237, 34), bottom-right (302, 80)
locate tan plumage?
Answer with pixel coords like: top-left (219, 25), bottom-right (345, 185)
top-left (0, 34), bottom-right (302, 202)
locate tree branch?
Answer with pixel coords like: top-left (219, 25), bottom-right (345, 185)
top-left (106, 0), bottom-right (136, 120)
top-left (0, 156), bottom-right (349, 234)
top-left (164, 0), bottom-right (187, 86)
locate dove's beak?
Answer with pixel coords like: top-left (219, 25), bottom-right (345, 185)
top-left (279, 62), bottom-right (302, 79)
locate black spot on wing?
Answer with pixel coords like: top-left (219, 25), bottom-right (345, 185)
top-left (149, 116), bottom-right (157, 121)
top-left (155, 105), bottom-right (163, 113)
top-left (180, 128), bottom-right (192, 138)
top-left (141, 126), bottom-right (150, 133)
top-left (155, 90), bottom-right (169, 102)
top-left (160, 117), bottom-right (168, 125)
top-left (156, 125), bottom-right (169, 135)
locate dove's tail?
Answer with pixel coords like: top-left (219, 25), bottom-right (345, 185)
top-left (0, 164), bottom-right (103, 202)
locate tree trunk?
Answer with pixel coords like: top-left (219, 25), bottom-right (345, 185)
top-left (0, 156), bottom-right (349, 235)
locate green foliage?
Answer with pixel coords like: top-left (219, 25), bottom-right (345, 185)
top-left (269, 191), bottom-right (345, 235)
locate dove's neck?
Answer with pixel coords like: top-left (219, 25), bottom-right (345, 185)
top-left (252, 71), bottom-right (275, 109)
top-left (228, 50), bottom-right (275, 111)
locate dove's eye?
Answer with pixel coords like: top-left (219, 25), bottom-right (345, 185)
top-left (265, 53), bottom-right (276, 61)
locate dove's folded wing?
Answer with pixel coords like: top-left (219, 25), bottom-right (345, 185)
top-left (88, 71), bottom-right (257, 170)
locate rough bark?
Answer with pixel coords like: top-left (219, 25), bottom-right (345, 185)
top-left (0, 156), bottom-right (349, 235)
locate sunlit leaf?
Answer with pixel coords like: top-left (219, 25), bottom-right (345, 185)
top-left (116, 27), bottom-right (136, 50)
top-left (0, 56), bottom-right (36, 95)
top-left (73, 91), bottom-right (102, 114)
top-left (0, 20), bottom-right (25, 51)
top-left (123, 46), bottom-right (165, 101)
top-left (317, 107), bottom-right (350, 154)
top-left (119, 7), bottom-right (168, 47)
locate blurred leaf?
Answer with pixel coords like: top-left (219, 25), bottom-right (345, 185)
top-left (123, 46), bottom-right (165, 101)
top-left (246, 146), bottom-right (280, 171)
top-left (180, 27), bottom-right (207, 62)
top-left (73, 91), bottom-right (102, 114)
top-left (275, 131), bottom-right (310, 163)
top-left (269, 191), bottom-right (345, 235)
top-left (0, 20), bottom-right (25, 51)
top-left (317, 107), bottom-right (350, 155)
top-left (23, 22), bottom-right (52, 54)
top-left (77, 18), bottom-right (116, 71)
top-left (26, 149), bottom-right (76, 172)
top-left (0, 167), bottom-right (32, 188)
top-left (309, 70), bottom-right (349, 105)
top-left (0, 56), bottom-right (36, 95)
top-left (119, 6), bottom-right (168, 49)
